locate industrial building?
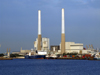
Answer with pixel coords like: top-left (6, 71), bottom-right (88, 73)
top-left (58, 42), bottom-right (83, 54)
top-left (50, 45), bottom-right (60, 52)
top-left (12, 47), bottom-right (32, 55)
top-left (34, 38), bottom-right (50, 51)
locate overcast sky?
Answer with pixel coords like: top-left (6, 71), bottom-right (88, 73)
top-left (0, 0), bottom-right (100, 53)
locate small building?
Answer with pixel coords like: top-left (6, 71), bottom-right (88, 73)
top-left (12, 47), bottom-right (31, 55)
top-left (12, 52), bottom-right (20, 54)
top-left (20, 50), bottom-right (31, 54)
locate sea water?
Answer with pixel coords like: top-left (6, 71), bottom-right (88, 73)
top-left (0, 59), bottom-right (100, 75)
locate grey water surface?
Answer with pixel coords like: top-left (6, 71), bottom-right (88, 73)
top-left (0, 59), bottom-right (100, 75)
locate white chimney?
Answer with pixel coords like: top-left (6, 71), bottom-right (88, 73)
top-left (62, 8), bottom-right (65, 34)
top-left (38, 10), bottom-right (41, 35)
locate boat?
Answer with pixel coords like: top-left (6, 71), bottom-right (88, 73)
top-left (46, 54), bottom-right (57, 59)
top-left (94, 52), bottom-right (100, 60)
top-left (25, 51), bottom-right (47, 59)
top-left (45, 54), bottom-right (50, 59)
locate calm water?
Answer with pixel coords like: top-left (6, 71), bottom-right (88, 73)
top-left (0, 59), bottom-right (100, 75)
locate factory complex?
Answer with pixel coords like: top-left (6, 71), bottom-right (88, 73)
top-left (2, 8), bottom-right (100, 60)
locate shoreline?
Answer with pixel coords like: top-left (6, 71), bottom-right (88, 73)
top-left (0, 57), bottom-right (99, 60)
top-left (0, 57), bottom-right (13, 60)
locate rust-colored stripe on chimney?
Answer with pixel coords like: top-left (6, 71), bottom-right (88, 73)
top-left (38, 34), bottom-right (41, 50)
top-left (61, 33), bottom-right (65, 54)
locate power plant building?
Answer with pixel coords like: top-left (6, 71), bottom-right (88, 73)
top-left (34, 38), bottom-right (50, 51)
top-left (50, 45), bottom-right (60, 52)
top-left (58, 42), bottom-right (83, 54)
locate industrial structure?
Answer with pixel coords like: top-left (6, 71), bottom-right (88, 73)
top-left (34, 38), bottom-right (50, 51)
top-left (7, 48), bottom-right (10, 57)
top-left (10, 8), bottom-right (99, 58)
top-left (12, 47), bottom-right (31, 55)
top-left (61, 8), bottom-right (65, 54)
top-left (50, 45), bottom-right (60, 52)
top-left (32, 8), bottom-right (97, 55)
top-left (58, 42), bottom-right (83, 54)
top-left (37, 10), bottom-right (42, 50)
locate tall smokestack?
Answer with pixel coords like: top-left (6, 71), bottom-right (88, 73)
top-left (7, 48), bottom-right (8, 55)
top-left (61, 8), bottom-right (65, 54)
top-left (37, 10), bottom-right (42, 50)
top-left (8, 48), bottom-right (10, 57)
